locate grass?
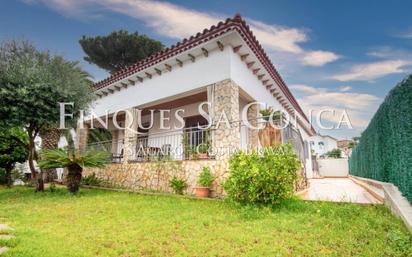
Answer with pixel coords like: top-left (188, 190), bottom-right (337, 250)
top-left (0, 186), bottom-right (411, 257)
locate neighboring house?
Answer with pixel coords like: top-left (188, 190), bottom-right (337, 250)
top-left (78, 14), bottom-right (316, 196)
top-left (309, 134), bottom-right (338, 157)
top-left (337, 139), bottom-right (353, 157)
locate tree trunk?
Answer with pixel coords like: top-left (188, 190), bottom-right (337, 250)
top-left (40, 127), bottom-right (61, 183)
top-left (5, 166), bottom-right (12, 188)
top-left (66, 163), bottom-right (82, 193)
top-left (27, 130), bottom-right (44, 191)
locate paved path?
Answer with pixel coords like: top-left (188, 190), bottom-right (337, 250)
top-left (304, 178), bottom-right (380, 204)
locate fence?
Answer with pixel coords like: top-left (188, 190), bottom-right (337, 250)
top-left (349, 75), bottom-right (412, 202)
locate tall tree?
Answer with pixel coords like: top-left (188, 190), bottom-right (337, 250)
top-left (0, 40), bottom-right (94, 191)
top-left (79, 30), bottom-right (164, 74)
top-left (0, 127), bottom-right (28, 187)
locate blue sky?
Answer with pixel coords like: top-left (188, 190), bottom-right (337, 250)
top-left (1, 0), bottom-right (412, 139)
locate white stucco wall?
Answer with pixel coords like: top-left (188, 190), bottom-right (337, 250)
top-left (318, 158), bottom-right (349, 177)
top-left (229, 50), bottom-right (283, 112)
top-left (89, 48), bottom-right (231, 118)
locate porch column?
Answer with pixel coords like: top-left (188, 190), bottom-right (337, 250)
top-left (123, 108), bottom-right (139, 163)
top-left (247, 102), bottom-right (259, 150)
top-left (212, 79), bottom-right (241, 160)
top-left (76, 121), bottom-right (89, 152)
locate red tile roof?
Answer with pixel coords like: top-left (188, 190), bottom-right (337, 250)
top-left (94, 13), bottom-right (315, 134)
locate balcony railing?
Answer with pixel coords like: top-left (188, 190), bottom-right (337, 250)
top-left (86, 118), bottom-right (307, 164)
top-left (86, 128), bottom-right (213, 163)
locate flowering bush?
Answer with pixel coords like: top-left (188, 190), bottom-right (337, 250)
top-left (223, 144), bottom-right (300, 204)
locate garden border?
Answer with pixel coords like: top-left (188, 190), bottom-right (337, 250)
top-left (80, 185), bottom-right (221, 201)
top-left (350, 175), bottom-right (412, 232)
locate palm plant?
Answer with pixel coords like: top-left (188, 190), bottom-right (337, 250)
top-left (39, 148), bottom-right (109, 193)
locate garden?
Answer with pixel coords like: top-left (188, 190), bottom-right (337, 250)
top-left (1, 186), bottom-right (412, 257)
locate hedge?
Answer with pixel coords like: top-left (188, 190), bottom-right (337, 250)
top-left (349, 75), bottom-right (412, 203)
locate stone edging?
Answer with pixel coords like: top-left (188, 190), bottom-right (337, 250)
top-left (348, 176), bottom-right (384, 203)
top-left (350, 176), bottom-right (412, 232)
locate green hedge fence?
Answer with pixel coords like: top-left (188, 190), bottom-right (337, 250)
top-left (349, 75), bottom-right (412, 203)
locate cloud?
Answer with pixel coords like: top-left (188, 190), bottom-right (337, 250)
top-left (367, 46), bottom-right (412, 60)
top-left (290, 84), bottom-right (379, 128)
top-left (23, 0), bottom-right (95, 18)
top-left (290, 84), bottom-right (325, 94)
top-left (302, 91), bottom-right (378, 110)
top-left (301, 50), bottom-right (340, 66)
top-left (330, 60), bottom-right (412, 81)
top-left (23, 0), bottom-right (339, 66)
top-left (395, 27), bottom-right (412, 39)
top-left (247, 20), bottom-right (306, 54)
top-left (339, 86), bottom-right (352, 92)
top-left (99, 0), bottom-right (219, 39)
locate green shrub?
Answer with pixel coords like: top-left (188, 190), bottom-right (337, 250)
top-left (325, 148), bottom-right (342, 158)
top-left (198, 167), bottom-right (214, 187)
top-left (49, 182), bottom-right (57, 192)
top-left (223, 144), bottom-right (300, 205)
top-left (198, 143), bottom-right (209, 154)
top-left (81, 173), bottom-right (102, 186)
top-left (169, 176), bottom-right (188, 194)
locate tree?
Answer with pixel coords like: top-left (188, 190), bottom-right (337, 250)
top-left (348, 136), bottom-right (360, 149)
top-left (79, 30), bottom-right (164, 74)
top-left (39, 148), bottom-right (108, 193)
top-left (0, 40), bottom-right (94, 191)
top-left (325, 148), bottom-right (342, 158)
top-left (0, 127), bottom-right (28, 187)
top-left (348, 141), bottom-right (357, 149)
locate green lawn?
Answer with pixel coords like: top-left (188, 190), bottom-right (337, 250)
top-left (0, 187), bottom-right (411, 257)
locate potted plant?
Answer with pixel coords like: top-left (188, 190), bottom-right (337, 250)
top-left (188, 147), bottom-right (198, 160)
top-left (169, 176), bottom-right (188, 195)
top-left (259, 107), bottom-right (273, 121)
top-left (195, 167), bottom-right (214, 197)
top-left (197, 143), bottom-right (209, 159)
top-left (260, 108), bottom-right (282, 124)
top-left (39, 148), bottom-right (108, 193)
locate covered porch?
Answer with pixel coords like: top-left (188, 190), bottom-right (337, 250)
top-left (85, 89), bottom-right (214, 163)
top-left (79, 80), bottom-right (306, 165)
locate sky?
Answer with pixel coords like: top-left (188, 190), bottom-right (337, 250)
top-left (1, 0), bottom-right (412, 139)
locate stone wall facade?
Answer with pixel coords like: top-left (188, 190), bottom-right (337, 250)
top-left (247, 102), bottom-right (259, 149)
top-left (83, 159), bottom-right (229, 197)
top-left (212, 79), bottom-right (241, 160)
